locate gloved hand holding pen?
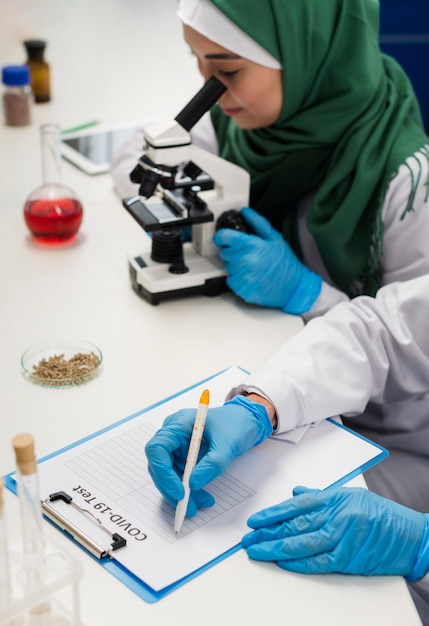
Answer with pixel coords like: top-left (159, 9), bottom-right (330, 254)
top-left (213, 207), bottom-right (322, 315)
top-left (145, 395), bottom-right (273, 516)
top-left (242, 486), bottom-right (429, 581)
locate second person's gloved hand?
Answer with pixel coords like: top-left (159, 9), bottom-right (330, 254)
top-left (213, 207), bottom-right (322, 315)
top-left (242, 486), bottom-right (429, 580)
top-left (145, 395), bottom-right (273, 517)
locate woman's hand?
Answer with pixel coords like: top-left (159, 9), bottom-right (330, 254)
top-left (145, 395), bottom-right (273, 516)
top-left (242, 485), bottom-right (429, 580)
top-left (213, 207), bottom-right (322, 314)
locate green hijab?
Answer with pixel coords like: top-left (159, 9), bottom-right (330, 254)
top-left (209, 0), bottom-right (428, 296)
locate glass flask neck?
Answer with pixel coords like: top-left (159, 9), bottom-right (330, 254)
top-left (40, 123), bottom-right (62, 185)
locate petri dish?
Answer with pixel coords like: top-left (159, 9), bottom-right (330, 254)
top-left (21, 339), bottom-right (102, 388)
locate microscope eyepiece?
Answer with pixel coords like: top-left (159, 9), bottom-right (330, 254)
top-left (175, 76), bottom-right (226, 132)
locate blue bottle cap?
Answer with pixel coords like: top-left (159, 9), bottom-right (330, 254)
top-left (2, 65), bottom-right (30, 87)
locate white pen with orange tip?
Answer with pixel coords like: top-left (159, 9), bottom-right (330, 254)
top-left (174, 389), bottom-right (210, 536)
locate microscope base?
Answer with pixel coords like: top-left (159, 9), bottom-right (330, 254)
top-left (128, 248), bottom-right (228, 305)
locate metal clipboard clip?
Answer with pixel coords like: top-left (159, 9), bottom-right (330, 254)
top-left (42, 491), bottom-right (127, 559)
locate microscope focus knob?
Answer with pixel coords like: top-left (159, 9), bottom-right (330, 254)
top-left (216, 209), bottom-right (252, 234)
top-left (151, 230), bottom-right (189, 274)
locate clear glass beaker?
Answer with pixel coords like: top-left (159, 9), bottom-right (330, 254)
top-left (23, 124), bottom-right (83, 244)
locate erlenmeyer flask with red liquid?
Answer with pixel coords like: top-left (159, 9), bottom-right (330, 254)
top-left (23, 123), bottom-right (83, 244)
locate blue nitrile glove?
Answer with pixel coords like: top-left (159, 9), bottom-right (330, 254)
top-left (145, 395), bottom-right (272, 517)
top-left (213, 207), bottom-right (322, 315)
top-left (242, 486), bottom-right (429, 580)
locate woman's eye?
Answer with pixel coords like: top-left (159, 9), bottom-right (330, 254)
top-left (218, 69), bottom-right (239, 79)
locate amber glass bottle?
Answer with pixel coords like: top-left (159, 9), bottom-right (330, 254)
top-left (23, 39), bottom-right (51, 103)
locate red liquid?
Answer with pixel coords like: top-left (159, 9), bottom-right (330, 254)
top-left (24, 197), bottom-right (83, 243)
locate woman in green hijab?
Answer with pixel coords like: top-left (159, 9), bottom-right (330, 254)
top-left (177, 0), bottom-right (429, 319)
top-left (173, 0), bottom-right (429, 550)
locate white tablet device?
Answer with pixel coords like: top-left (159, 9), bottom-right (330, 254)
top-left (60, 123), bottom-right (141, 175)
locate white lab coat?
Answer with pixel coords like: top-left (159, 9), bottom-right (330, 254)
top-left (229, 276), bottom-right (429, 434)
top-left (230, 272), bottom-right (429, 509)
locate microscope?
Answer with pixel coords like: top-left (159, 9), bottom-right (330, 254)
top-left (122, 77), bottom-right (250, 305)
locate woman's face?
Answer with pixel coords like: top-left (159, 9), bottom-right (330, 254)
top-left (183, 24), bottom-right (283, 129)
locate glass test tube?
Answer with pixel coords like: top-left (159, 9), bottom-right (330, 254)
top-left (12, 434), bottom-right (50, 622)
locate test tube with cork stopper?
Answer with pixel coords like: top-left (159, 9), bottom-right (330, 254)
top-left (12, 433), bottom-right (51, 620)
top-left (12, 433), bottom-right (44, 560)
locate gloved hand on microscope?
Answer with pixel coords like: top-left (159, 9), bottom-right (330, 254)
top-left (213, 207), bottom-right (322, 315)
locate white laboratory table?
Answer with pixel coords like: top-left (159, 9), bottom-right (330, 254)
top-left (0, 64), bottom-right (423, 626)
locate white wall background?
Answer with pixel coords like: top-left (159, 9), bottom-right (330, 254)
top-left (0, 0), bottom-right (202, 128)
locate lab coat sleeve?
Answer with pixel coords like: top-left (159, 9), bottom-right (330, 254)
top-left (302, 282), bottom-right (350, 321)
top-left (228, 275), bottom-right (429, 435)
top-left (109, 112), bottom-right (218, 199)
top-left (302, 147), bottom-right (429, 321)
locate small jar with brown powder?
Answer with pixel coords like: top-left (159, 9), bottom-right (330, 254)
top-left (2, 65), bottom-right (33, 126)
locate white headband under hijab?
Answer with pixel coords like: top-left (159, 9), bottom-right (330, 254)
top-left (177, 0), bottom-right (282, 69)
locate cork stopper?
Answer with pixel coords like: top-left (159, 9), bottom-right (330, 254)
top-left (12, 433), bottom-right (36, 475)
